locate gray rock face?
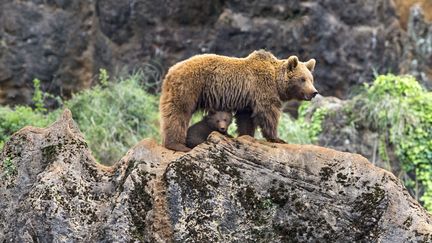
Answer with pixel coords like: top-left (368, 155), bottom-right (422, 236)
top-left (403, 5), bottom-right (432, 90)
top-left (0, 0), bottom-right (97, 105)
top-left (0, 0), bottom-right (431, 106)
top-left (1, 110), bottom-right (431, 242)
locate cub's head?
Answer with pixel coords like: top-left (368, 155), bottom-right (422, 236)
top-left (206, 111), bottom-right (233, 134)
top-left (278, 56), bottom-right (318, 101)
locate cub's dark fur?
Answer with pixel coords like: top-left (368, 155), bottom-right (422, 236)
top-left (186, 111), bottom-right (233, 148)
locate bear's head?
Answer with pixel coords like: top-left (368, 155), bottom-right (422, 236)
top-left (278, 56), bottom-right (318, 101)
top-left (206, 110), bottom-right (233, 134)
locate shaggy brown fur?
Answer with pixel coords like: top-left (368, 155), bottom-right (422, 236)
top-left (160, 50), bottom-right (317, 152)
top-left (186, 111), bottom-right (233, 149)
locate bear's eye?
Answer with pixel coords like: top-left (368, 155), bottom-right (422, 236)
top-left (300, 78), bottom-right (306, 83)
top-left (223, 119), bottom-right (227, 122)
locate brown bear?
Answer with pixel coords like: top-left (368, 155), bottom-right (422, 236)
top-left (159, 50), bottom-right (317, 152)
top-left (186, 110), bottom-right (233, 149)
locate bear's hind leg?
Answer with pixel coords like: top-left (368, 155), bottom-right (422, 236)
top-left (235, 110), bottom-right (257, 137)
top-left (162, 112), bottom-right (192, 152)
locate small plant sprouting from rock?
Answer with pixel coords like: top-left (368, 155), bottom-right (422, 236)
top-left (1, 157), bottom-right (16, 177)
top-left (99, 68), bottom-right (109, 87)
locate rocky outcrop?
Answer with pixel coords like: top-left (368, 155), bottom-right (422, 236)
top-left (0, 0), bottom-right (431, 106)
top-left (1, 110), bottom-right (431, 242)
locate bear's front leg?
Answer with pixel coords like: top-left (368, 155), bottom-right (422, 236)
top-left (235, 110), bottom-right (257, 137)
top-left (254, 105), bottom-right (286, 144)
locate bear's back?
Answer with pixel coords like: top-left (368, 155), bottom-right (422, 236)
top-left (163, 50), bottom-right (281, 111)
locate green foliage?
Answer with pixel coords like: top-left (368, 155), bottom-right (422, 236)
top-left (0, 105), bottom-right (58, 152)
top-left (32, 78), bottom-right (47, 112)
top-left (278, 103), bottom-right (327, 144)
top-left (378, 136), bottom-right (389, 163)
top-left (0, 70), bottom-right (159, 164)
top-left (298, 103), bottom-right (327, 143)
top-left (65, 70), bottom-right (160, 163)
top-left (351, 74), bottom-right (432, 210)
top-left (278, 113), bottom-right (312, 144)
top-left (190, 111), bottom-right (205, 125)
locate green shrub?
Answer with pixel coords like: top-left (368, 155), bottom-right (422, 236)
top-left (65, 71), bottom-right (160, 164)
top-left (32, 79), bottom-right (47, 113)
top-left (278, 112), bottom-right (312, 144)
top-left (0, 71), bottom-right (160, 164)
top-left (0, 78), bottom-right (61, 151)
top-left (0, 84), bottom-right (59, 151)
top-left (351, 74), bottom-right (432, 210)
top-left (278, 103), bottom-right (327, 144)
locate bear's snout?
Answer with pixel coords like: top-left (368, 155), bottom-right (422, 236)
top-left (219, 127), bottom-right (227, 133)
top-left (305, 91), bottom-right (318, 100)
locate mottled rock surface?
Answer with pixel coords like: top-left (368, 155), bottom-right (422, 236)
top-left (0, 0), bottom-right (431, 106)
top-left (0, 110), bottom-right (173, 242)
top-left (1, 110), bottom-right (432, 242)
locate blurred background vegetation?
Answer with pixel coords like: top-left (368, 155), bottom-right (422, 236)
top-left (0, 0), bottom-right (431, 212)
top-left (1, 70), bottom-right (160, 164)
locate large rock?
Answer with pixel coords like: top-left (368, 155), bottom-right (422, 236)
top-left (0, 0), bottom-right (431, 106)
top-left (1, 110), bottom-right (431, 242)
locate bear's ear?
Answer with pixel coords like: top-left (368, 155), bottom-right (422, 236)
top-left (305, 59), bottom-right (316, 72)
top-left (207, 109), bottom-right (216, 115)
top-left (286, 56), bottom-right (299, 71)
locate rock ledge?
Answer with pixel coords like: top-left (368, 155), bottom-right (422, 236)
top-left (1, 110), bottom-right (431, 242)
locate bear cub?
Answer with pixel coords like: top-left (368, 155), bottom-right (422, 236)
top-left (186, 111), bottom-right (233, 148)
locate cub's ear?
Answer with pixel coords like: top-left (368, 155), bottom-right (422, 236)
top-left (286, 56), bottom-right (299, 71)
top-left (305, 58), bottom-right (316, 72)
top-left (207, 109), bottom-right (216, 115)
